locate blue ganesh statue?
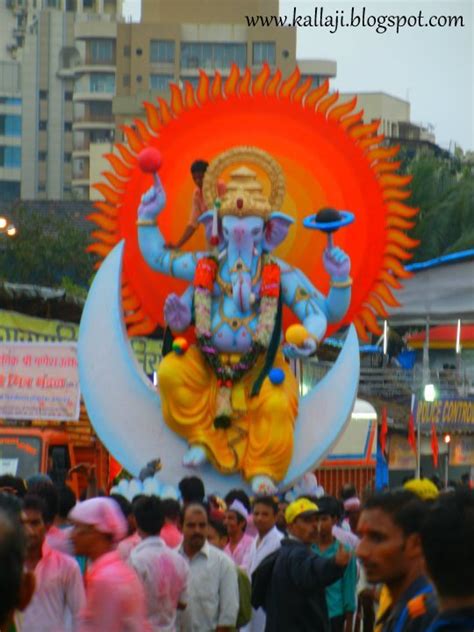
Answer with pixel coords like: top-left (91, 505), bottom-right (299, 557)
top-left (136, 146), bottom-right (352, 493)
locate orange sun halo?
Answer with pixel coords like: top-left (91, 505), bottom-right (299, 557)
top-left (88, 63), bottom-right (418, 342)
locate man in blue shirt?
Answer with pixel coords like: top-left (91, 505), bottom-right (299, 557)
top-left (312, 496), bottom-right (357, 632)
top-left (421, 488), bottom-right (474, 632)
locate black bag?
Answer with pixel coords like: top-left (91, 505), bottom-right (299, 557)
top-left (250, 549), bottom-right (280, 611)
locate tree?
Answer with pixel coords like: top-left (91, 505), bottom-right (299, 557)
top-left (0, 207), bottom-right (95, 290)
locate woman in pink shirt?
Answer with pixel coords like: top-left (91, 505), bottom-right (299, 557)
top-left (70, 497), bottom-right (149, 632)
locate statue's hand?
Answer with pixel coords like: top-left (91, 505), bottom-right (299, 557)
top-left (138, 174), bottom-right (166, 221)
top-left (164, 293), bottom-right (192, 332)
top-left (282, 337), bottom-right (317, 360)
top-left (323, 245), bottom-right (350, 281)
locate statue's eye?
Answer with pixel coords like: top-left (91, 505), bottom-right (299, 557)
top-left (251, 227), bottom-right (261, 236)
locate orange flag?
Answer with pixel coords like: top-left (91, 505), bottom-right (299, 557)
top-left (431, 422), bottom-right (439, 468)
top-left (380, 406), bottom-right (388, 455)
top-left (408, 410), bottom-right (417, 453)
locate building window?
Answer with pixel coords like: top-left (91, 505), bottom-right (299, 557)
top-left (38, 151), bottom-right (47, 161)
top-left (89, 39), bottom-right (115, 64)
top-left (0, 114), bottom-right (21, 136)
top-left (149, 74), bottom-right (173, 92)
top-left (301, 74), bottom-right (321, 89)
top-left (180, 42), bottom-right (247, 71)
top-left (83, 0), bottom-right (93, 8)
top-left (38, 183), bottom-right (46, 192)
top-left (65, 90), bottom-right (73, 101)
top-left (0, 97), bottom-right (21, 105)
top-left (180, 76), bottom-right (199, 89)
top-left (64, 152), bottom-right (72, 162)
top-left (39, 120), bottom-right (47, 130)
top-left (0, 146), bottom-right (21, 168)
top-left (252, 42), bottom-right (276, 65)
top-left (136, 48), bottom-right (143, 56)
top-left (89, 73), bottom-right (115, 93)
top-left (64, 121), bottom-right (73, 131)
top-left (39, 90), bottom-right (48, 99)
top-left (150, 40), bottom-right (175, 64)
top-left (123, 74), bottom-right (130, 87)
top-left (123, 45), bottom-right (130, 57)
top-left (89, 101), bottom-right (112, 120)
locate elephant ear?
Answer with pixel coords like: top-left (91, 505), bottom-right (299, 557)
top-left (263, 212), bottom-right (294, 251)
top-left (199, 210), bottom-right (224, 247)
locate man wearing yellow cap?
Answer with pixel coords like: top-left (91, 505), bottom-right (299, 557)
top-left (253, 498), bottom-right (351, 632)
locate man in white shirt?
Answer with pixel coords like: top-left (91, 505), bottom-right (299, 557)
top-left (21, 494), bottom-right (85, 632)
top-left (244, 496), bottom-right (283, 632)
top-left (129, 496), bottom-right (189, 632)
top-left (179, 503), bottom-right (239, 632)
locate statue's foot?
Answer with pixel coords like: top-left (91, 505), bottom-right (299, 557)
top-left (183, 445), bottom-right (207, 468)
top-left (251, 475), bottom-right (277, 495)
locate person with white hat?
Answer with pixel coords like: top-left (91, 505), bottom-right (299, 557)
top-left (224, 499), bottom-right (255, 569)
top-left (69, 497), bottom-right (149, 632)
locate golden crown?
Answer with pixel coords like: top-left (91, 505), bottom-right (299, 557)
top-left (202, 146), bottom-right (285, 221)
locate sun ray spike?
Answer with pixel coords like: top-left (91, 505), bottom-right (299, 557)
top-left (387, 202), bottom-right (419, 218)
top-left (102, 171), bottom-right (126, 191)
top-left (367, 294), bottom-right (390, 318)
top-left (104, 153), bottom-right (131, 178)
top-left (373, 161), bottom-right (401, 175)
top-left (92, 183), bottom-right (122, 205)
top-left (266, 68), bottom-right (282, 96)
top-left (183, 81), bottom-right (196, 108)
top-left (128, 318), bottom-right (155, 337)
top-left (224, 64), bottom-right (240, 96)
top-left (197, 70), bottom-right (210, 104)
top-left (133, 118), bottom-right (153, 143)
top-left (157, 97), bottom-right (173, 124)
top-left (340, 111), bottom-right (364, 130)
top-left (354, 316), bottom-right (370, 342)
top-left (374, 281), bottom-right (402, 306)
top-left (86, 243), bottom-right (112, 257)
top-left (382, 188), bottom-right (411, 201)
top-left (387, 230), bottom-right (419, 249)
top-left (211, 72), bottom-right (222, 100)
top-left (169, 83), bottom-right (184, 115)
top-left (293, 76), bottom-right (313, 103)
top-left (350, 120), bottom-right (381, 139)
top-left (387, 216), bottom-right (416, 230)
top-left (378, 269), bottom-right (402, 289)
top-left (385, 243), bottom-right (413, 260)
top-left (91, 230), bottom-right (119, 246)
top-left (328, 96), bottom-right (357, 121)
top-left (358, 135), bottom-right (385, 151)
top-left (115, 143), bottom-right (137, 166)
top-left (317, 91), bottom-right (339, 115)
top-left (305, 79), bottom-right (329, 107)
top-left (359, 307), bottom-right (383, 335)
top-left (279, 67), bottom-right (301, 99)
top-left (384, 255), bottom-right (413, 278)
top-left (87, 213), bottom-right (118, 232)
top-left (379, 174), bottom-right (412, 188)
top-left (143, 101), bottom-right (162, 133)
top-left (94, 201), bottom-right (118, 218)
top-left (121, 125), bottom-right (144, 154)
top-left (252, 63), bottom-right (271, 95)
top-left (367, 145), bottom-right (400, 162)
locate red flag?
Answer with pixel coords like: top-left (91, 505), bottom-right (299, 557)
top-left (380, 406), bottom-right (388, 455)
top-left (408, 410), bottom-right (417, 453)
top-left (431, 423), bottom-right (439, 468)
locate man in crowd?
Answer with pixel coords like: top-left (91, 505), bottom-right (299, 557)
top-left (160, 498), bottom-right (183, 549)
top-left (420, 488), bottom-right (474, 631)
top-left (244, 495), bottom-right (283, 632)
top-left (21, 494), bottom-right (85, 631)
top-left (178, 476), bottom-right (205, 508)
top-left (257, 498), bottom-right (349, 632)
top-left (313, 496), bottom-right (357, 632)
top-left (179, 503), bottom-right (239, 631)
top-left (357, 490), bottom-right (438, 632)
top-left (0, 494), bottom-right (34, 632)
top-left (224, 499), bottom-right (254, 568)
top-left (129, 495), bottom-right (188, 632)
top-left (70, 496), bottom-right (148, 631)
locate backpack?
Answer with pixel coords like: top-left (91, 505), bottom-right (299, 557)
top-left (236, 566), bottom-right (252, 628)
top-left (250, 549), bottom-right (280, 611)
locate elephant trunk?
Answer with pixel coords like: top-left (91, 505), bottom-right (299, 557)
top-left (231, 271), bottom-right (252, 314)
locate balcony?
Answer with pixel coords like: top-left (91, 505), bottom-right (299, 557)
top-left (74, 63), bottom-right (116, 75)
top-left (73, 91), bottom-right (114, 102)
top-left (73, 118), bottom-right (114, 131)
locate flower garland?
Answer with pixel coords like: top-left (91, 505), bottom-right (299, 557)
top-left (194, 254), bottom-right (280, 427)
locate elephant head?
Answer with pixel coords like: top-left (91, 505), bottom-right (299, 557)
top-left (200, 211), bottom-right (294, 313)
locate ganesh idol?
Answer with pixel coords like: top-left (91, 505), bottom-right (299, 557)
top-left (136, 146), bottom-right (352, 493)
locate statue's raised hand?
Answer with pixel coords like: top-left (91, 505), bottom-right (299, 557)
top-left (164, 293), bottom-right (192, 332)
top-left (283, 337), bottom-right (317, 360)
top-left (323, 245), bottom-right (350, 281)
top-left (138, 174), bottom-right (166, 221)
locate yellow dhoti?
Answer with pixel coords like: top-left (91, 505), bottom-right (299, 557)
top-left (158, 345), bottom-right (298, 482)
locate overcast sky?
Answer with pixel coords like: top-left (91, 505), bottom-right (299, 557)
top-left (122, 0), bottom-right (473, 151)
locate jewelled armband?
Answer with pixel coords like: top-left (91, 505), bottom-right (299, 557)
top-left (136, 217), bottom-right (156, 226)
top-left (329, 276), bottom-right (353, 289)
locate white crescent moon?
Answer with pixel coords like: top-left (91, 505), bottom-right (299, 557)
top-left (78, 241), bottom-right (360, 494)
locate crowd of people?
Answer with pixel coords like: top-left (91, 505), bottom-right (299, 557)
top-left (0, 472), bottom-right (473, 632)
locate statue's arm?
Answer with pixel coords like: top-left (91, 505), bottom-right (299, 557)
top-left (137, 175), bottom-right (204, 282)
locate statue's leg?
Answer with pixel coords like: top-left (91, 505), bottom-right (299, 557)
top-left (242, 358), bottom-right (298, 484)
top-left (158, 346), bottom-right (236, 470)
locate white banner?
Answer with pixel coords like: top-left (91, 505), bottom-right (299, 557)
top-left (0, 343), bottom-right (80, 421)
